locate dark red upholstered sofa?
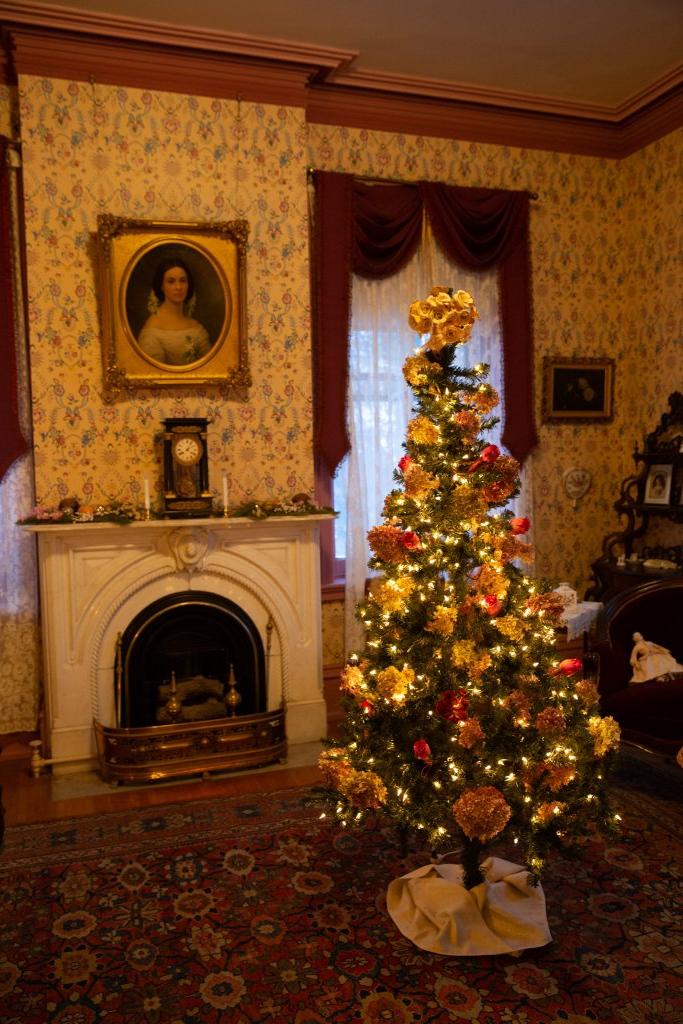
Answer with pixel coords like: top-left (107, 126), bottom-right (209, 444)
top-left (590, 578), bottom-right (683, 759)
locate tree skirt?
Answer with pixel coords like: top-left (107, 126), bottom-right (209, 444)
top-left (387, 857), bottom-right (551, 956)
top-left (0, 779), bottom-right (681, 1024)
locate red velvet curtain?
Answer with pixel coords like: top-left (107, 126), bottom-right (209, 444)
top-left (0, 137), bottom-right (28, 481)
top-left (312, 170), bottom-right (537, 476)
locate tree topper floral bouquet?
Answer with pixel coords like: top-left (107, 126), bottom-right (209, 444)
top-left (408, 286), bottom-right (479, 352)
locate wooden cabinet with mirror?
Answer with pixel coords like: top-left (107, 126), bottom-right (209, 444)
top-left (587, 392), bottom-right (683, 601)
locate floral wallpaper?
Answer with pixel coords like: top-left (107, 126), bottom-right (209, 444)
top-left (620, 132), bottom-right (682, 441)
top-left (1, 67), bottom-right (680, 731)
top-left (308, 124), bottom-right (682, 593)
top-left (18, 76), bottom-right (314, 511)
top-left (612, 132), bottom-right (683, 562)
top-left (0, 84), bottom-right (15, 134)
top-left (322, 598), bottom-right (346, 667)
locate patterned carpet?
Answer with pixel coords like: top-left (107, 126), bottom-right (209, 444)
top-left (0, 769), bottom-right (681, 1024)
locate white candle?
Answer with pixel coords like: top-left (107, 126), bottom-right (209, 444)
top-left (222, 471), bottom-right (229, 511)
top-left (143, 477), bottom-right (150, 511)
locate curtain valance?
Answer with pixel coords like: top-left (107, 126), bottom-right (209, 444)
top-left (312, 170), bottom-right (537, 475)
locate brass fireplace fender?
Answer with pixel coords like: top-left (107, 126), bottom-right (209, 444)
top-left (93, 708), bottom-right (286, 784)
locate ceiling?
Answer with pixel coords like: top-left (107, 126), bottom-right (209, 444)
top-left (21, 0), bottom-right (683, 110)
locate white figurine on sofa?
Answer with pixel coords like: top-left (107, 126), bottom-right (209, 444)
top-left (629, 632), bottom-right (683, 684)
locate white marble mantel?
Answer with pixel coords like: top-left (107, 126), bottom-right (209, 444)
top-left (24, 515), bottom-right (330, 772)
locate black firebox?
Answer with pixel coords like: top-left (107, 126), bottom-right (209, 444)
top-left (118, 591), bottom-right (266, 728)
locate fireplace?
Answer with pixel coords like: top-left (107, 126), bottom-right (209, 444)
top-left (24, 516), bottom-right (330, 778)
top-left (119, 591), bottom-right (267, 728)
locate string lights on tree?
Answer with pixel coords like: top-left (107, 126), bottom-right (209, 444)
top-left (319, 286), bottom-right (620, 891)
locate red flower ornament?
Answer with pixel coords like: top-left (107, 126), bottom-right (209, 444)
top-left (400, 530), bottom-right (422, 551)
top-left (436, 689), bottom-right (469, 723)
top-left (550, 658), bottom-right (583, 677)
top-left (398, 455), bottom-right (412, 473)
top-left (468, 444), bottom-right (500, 473)
top-left (482, 594), bottom-right (503, 616)
top-left (510, 516), bottom-right (531, 535)
top-left (413, 739), bottom-right (432, 763)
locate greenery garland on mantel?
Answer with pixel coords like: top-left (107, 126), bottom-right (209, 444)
top-left (18, 496), bottom-right (336, 526)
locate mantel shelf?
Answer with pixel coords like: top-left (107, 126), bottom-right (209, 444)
top-left (21, 513), bottom-right (335, 535)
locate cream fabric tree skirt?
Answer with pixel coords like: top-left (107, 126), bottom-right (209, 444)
top-left (387, 857), bottom-right (552, 956)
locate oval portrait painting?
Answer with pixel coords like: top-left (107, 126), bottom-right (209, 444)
top-left (124, 241), bottom-right (230, 368)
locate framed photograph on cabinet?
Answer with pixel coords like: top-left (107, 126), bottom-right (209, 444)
top-left (643, 464), bottom-right (672, 506)
top-left (543, 357), bottom-right (614, 422)
top-left (95, 216), bottom-right (250, 398)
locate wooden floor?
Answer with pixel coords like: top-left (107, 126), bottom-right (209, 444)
top-left (0, 677), bottom-right (345, 828)
top-left (0, 734), bottom-right (323, 827)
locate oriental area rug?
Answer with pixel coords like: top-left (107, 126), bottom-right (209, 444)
top-left (0, 767), bottom-right (681, 1024)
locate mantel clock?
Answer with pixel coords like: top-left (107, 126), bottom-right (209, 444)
top-left (162, 418), bottom-right (212, 518)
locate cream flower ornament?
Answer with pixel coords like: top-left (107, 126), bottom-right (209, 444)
top-left (408, 286), bottom-right (479, 353)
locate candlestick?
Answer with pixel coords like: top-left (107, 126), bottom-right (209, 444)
top-left (222, 472), bottom-right (229, 516)
top-left (143, 477), bottom-right (151, 517)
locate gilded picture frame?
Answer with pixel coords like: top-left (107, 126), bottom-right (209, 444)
top-left (96, 216), bottom-right (250, 397)
top-left (543, 357), bottom-right (615, 422)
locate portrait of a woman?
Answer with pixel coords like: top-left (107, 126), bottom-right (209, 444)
top-left (124, 241), bottom-right (228, 369)
top-left (644, 465), bottom-right (671, 504)
top-left (98, 216), bottom-right (247, 395)
top-left (136, 258), bottom-right (212, 365)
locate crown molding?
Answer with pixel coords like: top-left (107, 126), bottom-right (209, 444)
top-left (0, 1), bottom-right (356, 76)
top-left (1, 1), bottom-right (681, 156)
top-left (331, 63), bottom-right (683, 123)
top-left (3, 25), bottom-right (322, 106)
top-left (614, 85), bottom-right (683, 157)
top-left (306, 80), bottom-right (683, 159)
top-left (0, 1), bottom-right (356, 106)
top-left (611, 65), bottom-right (683, 121)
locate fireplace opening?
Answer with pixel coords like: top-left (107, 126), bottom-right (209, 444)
top-left (119, 591), bottom-right (266, 728)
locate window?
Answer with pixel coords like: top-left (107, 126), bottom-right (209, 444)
top-left (334, 236), bottom-right (512, 653)
top-left (311, 172), bottom-right (537, 639)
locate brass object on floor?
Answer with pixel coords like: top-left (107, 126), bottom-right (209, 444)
top-left (93, 709), bottom-right (286, 784)
top-left (164, 670), bottom-right (183, 721)
top-left (225, 664), bottom-right (242, 717)
top-left (156, 674), bottom-right (227, 724)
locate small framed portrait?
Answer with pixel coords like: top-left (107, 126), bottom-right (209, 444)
top-left (643, 464), bottom-right (672, 505)
top-left (96, 216), bottom-right (250, 397)
top-left (543, 357), bottom-right (615, 422)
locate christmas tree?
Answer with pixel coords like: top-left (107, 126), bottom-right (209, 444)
top-left (319, 287), bottom-right (621, 891)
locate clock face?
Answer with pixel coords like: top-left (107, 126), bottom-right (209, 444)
top-left (172, 435), bottom-right (203, 465)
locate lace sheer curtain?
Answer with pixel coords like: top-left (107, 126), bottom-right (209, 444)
top-left (0, 456), bottom-right (39, 731)
top-left (337, 227), bottom-right (531, 655)
top-left (0, 144), bottom-right (39, 734)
